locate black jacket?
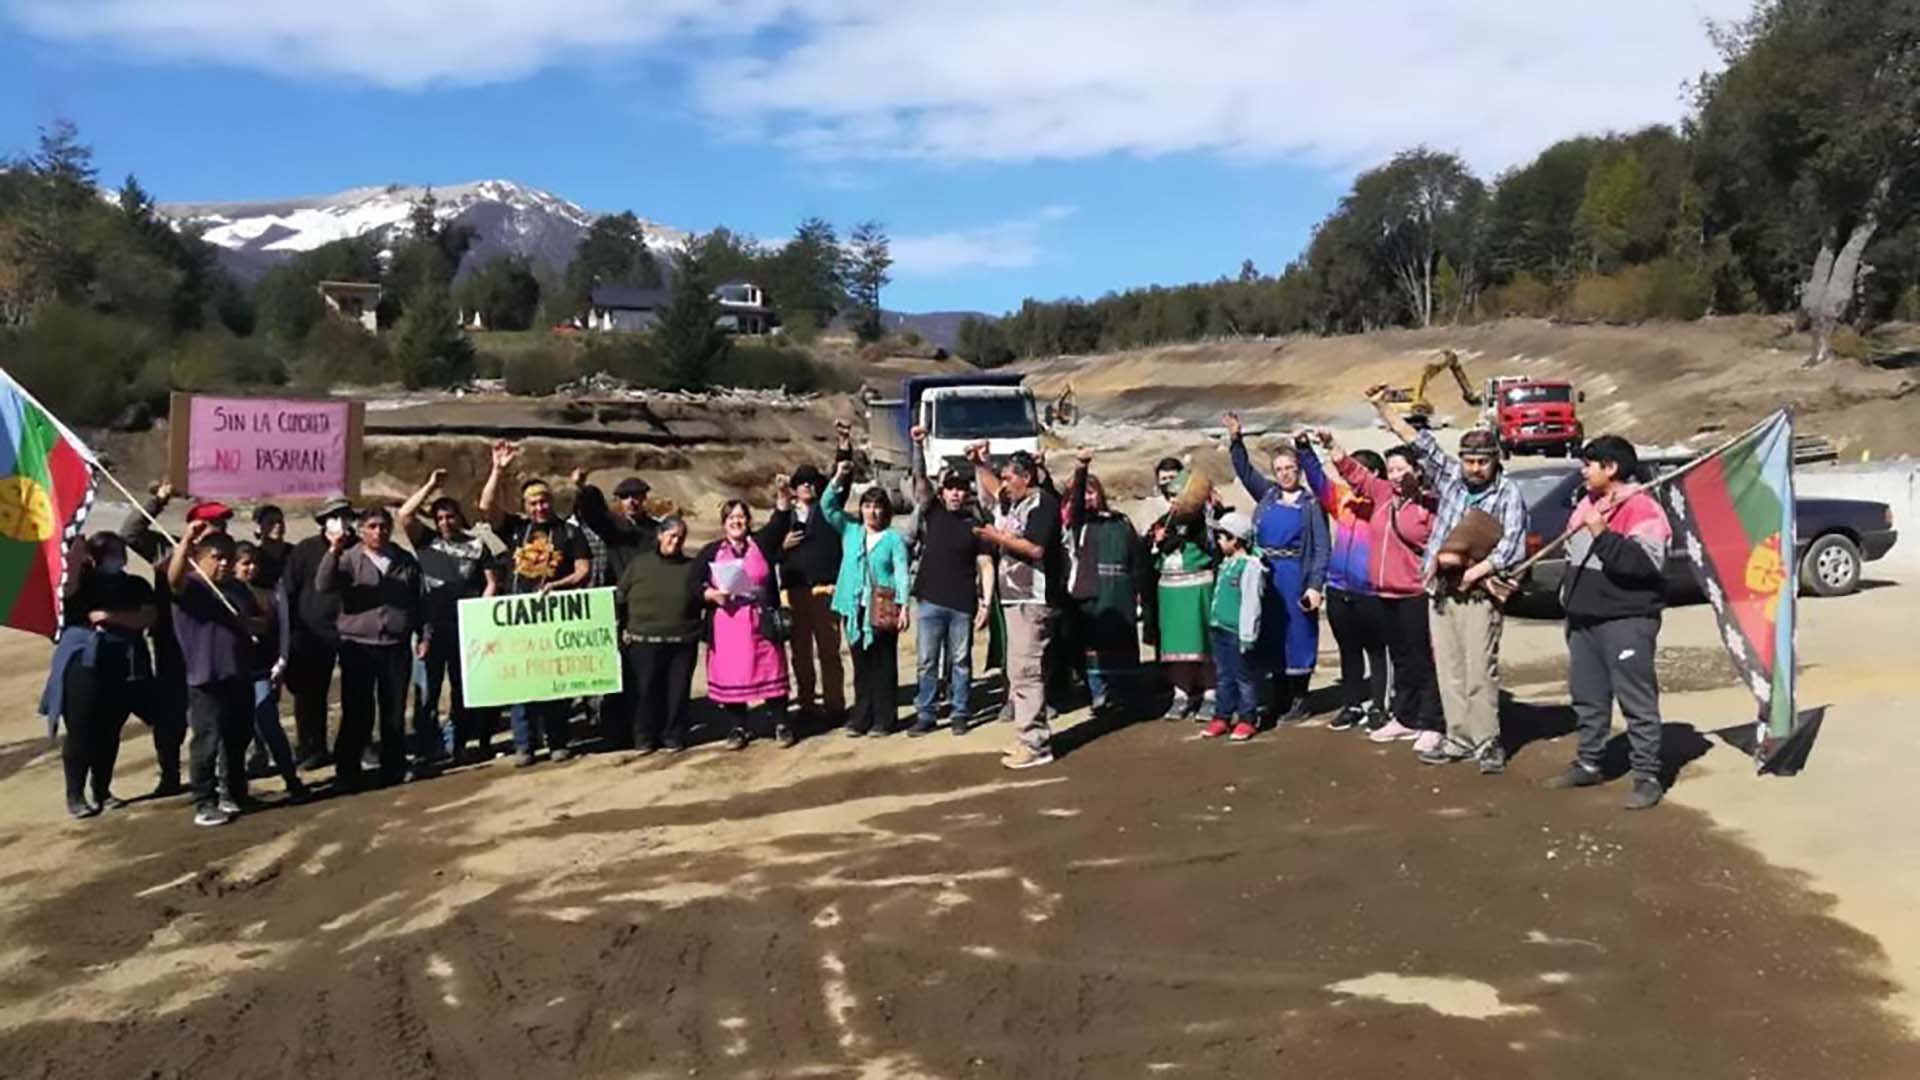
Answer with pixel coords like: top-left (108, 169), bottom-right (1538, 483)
top-left (285, 533), bottom-right (350, 646)
top-left (573, 483), bottom-right (659, 585)
top-left (1562, 532), bottom-right (1667, 622)
top-left (781, 445), bottom-right (854, 592)
top-left (118, 496), bottom-right (184, 678)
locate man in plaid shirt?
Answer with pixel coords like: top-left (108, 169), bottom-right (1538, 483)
top-left (1370, 389), bottom-right (1526, 774)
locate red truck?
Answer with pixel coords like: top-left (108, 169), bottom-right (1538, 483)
top-left (1483, 376), bottom-right (1585, 458)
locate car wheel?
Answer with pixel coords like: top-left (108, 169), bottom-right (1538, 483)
top-left (1800, 533), bottom-right (1862, 597)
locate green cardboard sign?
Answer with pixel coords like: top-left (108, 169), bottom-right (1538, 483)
top-left (457, 587), bottom-right (623, 708)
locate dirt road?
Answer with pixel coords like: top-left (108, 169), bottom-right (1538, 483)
top-left (1, 572), bottom-right (1917, 1076)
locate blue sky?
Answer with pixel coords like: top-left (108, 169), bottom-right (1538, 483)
top-left (0, 1), bottom-right (1747, 314)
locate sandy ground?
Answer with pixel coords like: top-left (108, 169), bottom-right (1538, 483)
top-left (0, 545), bottom-right (1916, 1074)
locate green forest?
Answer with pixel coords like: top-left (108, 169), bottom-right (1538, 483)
top-left (958, 0), bottom-right (1918, 368)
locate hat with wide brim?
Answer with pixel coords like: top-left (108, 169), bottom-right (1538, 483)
top-left (313, 497), bottom-right (355, 522)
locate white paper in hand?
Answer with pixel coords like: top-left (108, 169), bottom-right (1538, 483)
top-left (711, 560), bottom-right (752, 598)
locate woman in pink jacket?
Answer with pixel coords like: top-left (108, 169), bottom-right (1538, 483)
top-left (1317, 431), bottom-right (1443, 751)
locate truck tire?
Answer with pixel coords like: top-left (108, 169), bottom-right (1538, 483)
top-left (1800, 533), bottom-right (1862, 597)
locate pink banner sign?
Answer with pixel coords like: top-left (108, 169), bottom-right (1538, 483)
top-left (182, 396), bottom-right (358, 499)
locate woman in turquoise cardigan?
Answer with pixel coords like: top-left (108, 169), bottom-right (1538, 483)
top-left (824, 462), bottom-right (913, 737)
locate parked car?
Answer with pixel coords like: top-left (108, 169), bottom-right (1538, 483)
top-left (1510, 458), bottom-right (1899, 610)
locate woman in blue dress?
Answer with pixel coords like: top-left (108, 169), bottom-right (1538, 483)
top-left (1226, 415), bottom-right (1330, 726)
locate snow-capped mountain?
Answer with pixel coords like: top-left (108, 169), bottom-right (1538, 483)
top-left (160, 180), bottom-right (688, 282)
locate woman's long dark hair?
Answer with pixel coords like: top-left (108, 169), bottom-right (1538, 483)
top-left (858, 486), bottom-right (893, 529)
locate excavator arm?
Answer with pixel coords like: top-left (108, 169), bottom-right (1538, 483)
top-left (1412, 350), bottom-right (1482, 411)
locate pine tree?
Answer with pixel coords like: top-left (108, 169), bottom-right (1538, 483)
top-left (844, 221), bottom-right (892, 343)
top-left (657, 247), bottom-right (729, 391)
top-left (392, 281), bottom-right (476, 390)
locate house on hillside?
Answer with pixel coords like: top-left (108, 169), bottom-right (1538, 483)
top-left (318, 280), bottom-right (381, 333)
top-left (714, 280), bottom-right (777, 335)
top-left (586, 284), bottom-right (671, 332)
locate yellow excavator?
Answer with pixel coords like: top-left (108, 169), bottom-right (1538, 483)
top-left (1373, 350), bottom-right (1483, 430)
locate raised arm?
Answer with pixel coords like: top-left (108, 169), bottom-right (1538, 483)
top-left (119, 484), bottom-right (174, 563)
top-left (397, 469), bottom-right (445, 540)
top-left (1334, 445), bottom-right (1397, 506)
top-left (909, 426), bottom-right (934, 510)
top-left (477, 440), bottom-right (516, 528)
top-left (1369, 387), bottom-right (1421, 446)
top-left (1295, 434), bottom-right (1340, 515)
top-left (1065, 451), bottom-right (1091, 530)
top-left (1223, 413), bottom-right (1273, 504)
top-left (969, 442), bottom-right (1002, 505)
top-left (1303, 499), bottom-right (1332, 594)
top-left (822, 463), bottom-right (855, 532)
top-left (166, 519), bottom-right (207, 595)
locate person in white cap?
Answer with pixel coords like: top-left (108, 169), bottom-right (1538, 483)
top-left (1203, 511), bottom-right (1267, 742)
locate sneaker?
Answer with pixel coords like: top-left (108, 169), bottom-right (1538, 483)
top-left (869, 724), bottom-right (895, 738)
top-left (218, 796), bottom-right (243, 816)
top-left (551, 747), bottom-right (575, 763)
top-left (845, 725), bottom-right (869, 739)
top-left (297, 752), bottom-right (333, 773)
top-left (1360, 704), bottom-right (1389, 732)
top-left (513, 751), bottom-right (538, 769)
top-left (1411, 730), bottom-right (1446, 755)
top-left (1000, 745), bottom-right (1055, 770)
top-left (1229, 721), bottom-right (1258, 742)
top-left (662, 738), bottom-right (687, 754)
top-left (724, 728), bottom-right (750, 752)
top-left (1329, 707), bottom-right (1364, 732)
top-left (1162, 690), bottom-right (1191, 721)
top-left (1624, 777), bottom-right (1664, 811)
top-left (285, 779), bottom-right (312, 804)
top-left (1542, 763), bottom-right (1604, 790)
top-left (150, 775), bottom-right (186, 799)
top-left (1368, 719), bottom-right (1420, 744)
top-left (1278, 701), bottom-right (1312, 726)
top-left (633, 744), bottom-right (660, 758)
top-left (67, 798), bottom-right (99, 820)
top-left (194, 805), bottom-right (233, 828)
top-left (951, 717), bottom-right (973, 737)
top-left (97, 793), bottom-right (129, 812)
top-left (775, 724), bottom-right (799, 749)
top-left (1418, 739), bottom-right (1474, 766)
top-left (907, 719), bottom-right (937, 739)
top-left (1477, 746), bottom-right (1507, 775)
top-left (1201, 718), bottom-right (1231, 739)
top-left (1185, 706), bottom-right (1208, 724)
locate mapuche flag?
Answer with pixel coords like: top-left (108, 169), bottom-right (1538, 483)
top-left (0, 368), bottom-right (99, 638)
top-left (1659, 409), bottom-right (1805, 768)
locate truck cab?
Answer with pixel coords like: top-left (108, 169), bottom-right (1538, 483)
top-left (1484, 377), bottom-right (1583, 458)
top-left (863, 373), bottom-right (1044, 506)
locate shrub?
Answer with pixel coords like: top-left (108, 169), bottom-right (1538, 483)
top-left (581, 335), bottom-right (669, 388)
top-left (503, 345), bottom-right (578, 396)
top-left (287, 319), bottom-right (392, 390)
top-left (1481, 271), bottom-right (1557, 319)
top-left (1566, 259), bottom-right (1710, 323)
top-left (712, 342), bottom-right (858, 393)
top-left (4, 303), bottom-right (162, 425)
top-left (168, 330), bottom-right (287, 392)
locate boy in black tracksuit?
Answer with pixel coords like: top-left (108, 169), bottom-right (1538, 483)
top-left (1545, 436), bottom-right (1672, 811)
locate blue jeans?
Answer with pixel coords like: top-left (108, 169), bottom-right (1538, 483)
top-left (250, 678), bottom-right (300, 786)
top-left (915, 602), bottom-right (974, 723)
top-left (1210, 628), bottom-right (1258, 721)
top-left (510, 701), bottom-right (571, 755)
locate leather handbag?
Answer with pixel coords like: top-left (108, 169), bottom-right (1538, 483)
top-left (869, 584), bottom-right (903, 634)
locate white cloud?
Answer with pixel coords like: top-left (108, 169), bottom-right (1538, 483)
top-left (8, 1), bottom-right (1750, 173)
top-left (892, 205), bottom-right (1076, 276)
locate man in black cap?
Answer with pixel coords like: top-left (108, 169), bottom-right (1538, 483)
top-left (783, 441), bottom-right (854, 725)
top-left (569, 470), bottom-right (659, 586)
top-left (282, 497), bottom-right (357, 769)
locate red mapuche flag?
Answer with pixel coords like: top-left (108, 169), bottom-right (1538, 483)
top-left (1658, 409), bottom-right (1819, 774)
top-left (0, 367), bottom-right (99, 638)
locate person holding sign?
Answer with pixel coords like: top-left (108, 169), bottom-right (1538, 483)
top-left (615, 517), bottom-right (701, 754)
top-left (822, 459), bottom-right (912, 738)
top-left (689, 481), bottom-right (795, 751)
top-left (479, 441), bottom-right (593, 767)
top-left (318, 507), bottom-right (429, 789)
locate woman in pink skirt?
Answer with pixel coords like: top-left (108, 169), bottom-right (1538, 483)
top-left (689, 480), bottom-right (796, 750)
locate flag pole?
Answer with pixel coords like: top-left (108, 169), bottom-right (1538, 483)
top-left (1494, 410), bottom-right (1784, 588)
top-left (90, 462), bottom-right (249, 626)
